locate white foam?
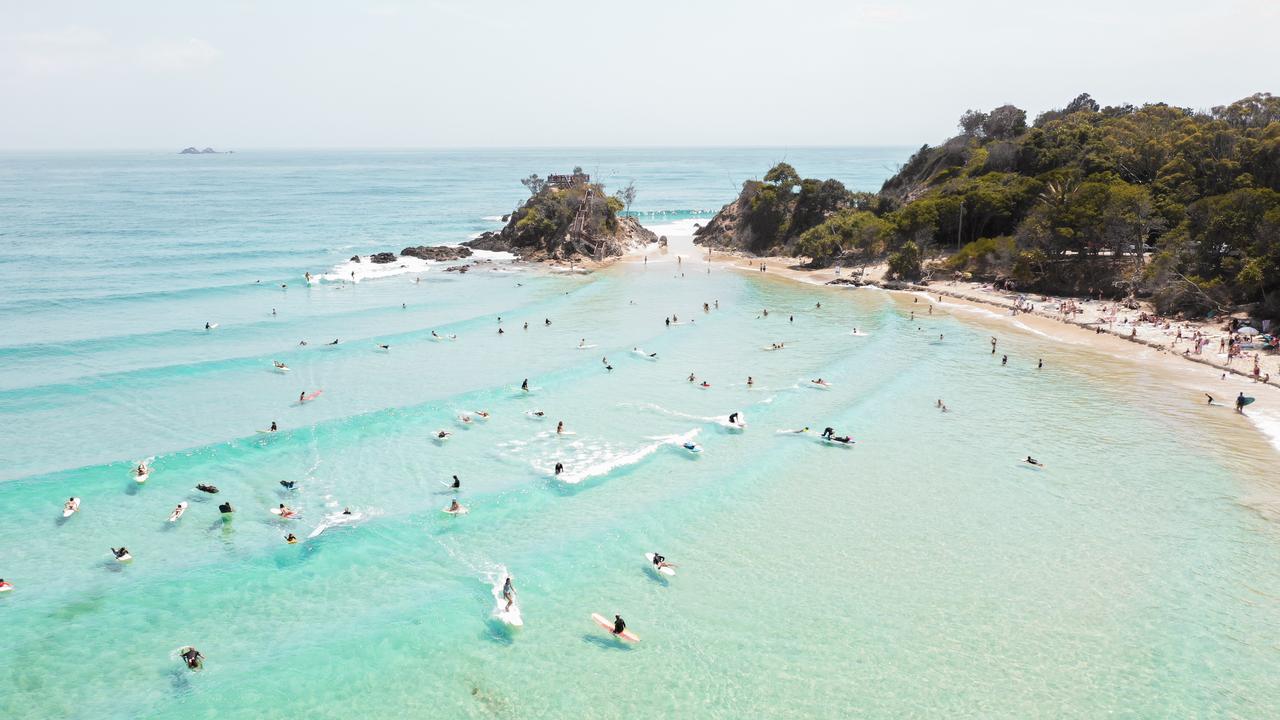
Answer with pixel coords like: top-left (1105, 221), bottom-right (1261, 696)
top-left (317, 248), bottom-right (517, 283)
top-left (542, 428), bottom-right (699, 484)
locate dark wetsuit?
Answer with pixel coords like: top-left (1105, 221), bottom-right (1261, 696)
top-left (613, 616), bottom-right (626, 634)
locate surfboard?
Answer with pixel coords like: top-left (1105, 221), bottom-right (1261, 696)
top-left (270, 507), bottom-right (299, 518)
top-left (298, 390), bottom-right (323, 403)
top-left (1242, 396), bottom-right (1257, 406)
top-left (682, 442), bottom-right (702, 453)
top-left (645, 553), bottom-right (676, 576)
top-left (63, 498), bottom-right (80, 517)
top-left (168, 502), bottom-right (188, 522)
top-left (442, 505), bottom-right (469, 515)
top-left (114, 552), bottom-right (133, 563)
top-left (0, 582), bottom-right (13, 593)
top-left (591, 613), bottom-right (639, 642)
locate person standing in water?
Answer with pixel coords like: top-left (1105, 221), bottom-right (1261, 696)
top-left (521, 379), bottom-right (529, 392)
top-left (554, 462), bottom-right (564, 476)
top-left (1236, 392), bottom-right (1247, 413)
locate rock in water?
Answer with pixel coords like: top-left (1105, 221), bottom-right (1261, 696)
top-left (369, 252), bottom-right (398, 264)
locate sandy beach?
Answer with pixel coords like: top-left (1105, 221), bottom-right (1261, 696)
top-left (623, 225), bottom-right (1280, 458)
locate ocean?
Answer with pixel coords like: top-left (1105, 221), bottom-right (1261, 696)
top-left (1, 148), bottom-right (1279, 719)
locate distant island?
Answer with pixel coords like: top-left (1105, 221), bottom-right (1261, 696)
top-left (179, 147), bottom-right (232, 154)
top-left (696, 92), bottom-right (1280, 320)
top-left (465, 168), bottom-right (654, 261)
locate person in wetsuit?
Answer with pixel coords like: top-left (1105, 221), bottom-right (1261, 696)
top-left (554, 462), bottom-right (563, 476)
top-left (612, 615), bottom-right (626, 635)
top-left (521, 379), bottom-right (529, 392)
top-left (822, 427), bottom-right (834, 439)
top-left (451, 475), bottom-right (461, 489)
top-left (181, 647), bottom-right (204, 670)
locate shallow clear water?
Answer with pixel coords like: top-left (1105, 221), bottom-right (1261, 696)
top-left (2, 150), bottom-right (1279, 719)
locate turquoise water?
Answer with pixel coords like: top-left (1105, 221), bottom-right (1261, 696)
top-left (2, 149), bottom-right (1280, 718)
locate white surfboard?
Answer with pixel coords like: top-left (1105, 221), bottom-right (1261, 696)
top-left (492, 572), bottom-right (523, 627)
top-left (63, 498), bottom-right (81, 517)
top-left (645, 552), bottom-right (676, 576)
top-left (168, 502), bottom-right (188, 522)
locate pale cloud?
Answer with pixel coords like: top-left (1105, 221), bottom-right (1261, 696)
top-left (11, 27), bottom-right (118, 74)
top-left (4, 27), bottom-right (220, 76)
top-left (134, 38), bottom-right (221, 72)
top-left (854, 4), bottom-right (916, 23)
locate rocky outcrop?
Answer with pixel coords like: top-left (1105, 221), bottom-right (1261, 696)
top-left (369, 252), bottom-right (398, 264)
top-left (461, 178), bottom-right (657, 262)
top-left (400, 245), bottom-right (473, 262)
top-left (179, 147), bottom-right (228, 154)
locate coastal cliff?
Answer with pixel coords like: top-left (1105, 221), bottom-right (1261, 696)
top-left (695, 92), bottom-right (1280, 320)
top-left (465, 173), bottom-right (655, 261)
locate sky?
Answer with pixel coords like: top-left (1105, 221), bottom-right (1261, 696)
top-left (1, 0), bottom-right (1277, 149)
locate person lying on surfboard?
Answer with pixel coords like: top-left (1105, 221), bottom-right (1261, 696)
top-left (181, 647), bottom-right (204, 670)
top-left (1024, 456), bottom-right (1043, 467)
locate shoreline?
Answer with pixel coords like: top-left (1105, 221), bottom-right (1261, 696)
top-left (623, 220), bottom-right (1280, 454)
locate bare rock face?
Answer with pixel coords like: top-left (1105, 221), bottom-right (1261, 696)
top-left (369, 252), bottom-right (398, 264)
top-left (400, 245), bottom-right (473, 262)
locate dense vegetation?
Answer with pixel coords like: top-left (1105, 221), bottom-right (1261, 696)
top-left (705, 92), bottom-right (1280, 318)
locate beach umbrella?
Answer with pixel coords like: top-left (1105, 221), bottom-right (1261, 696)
top-left (1238, 326), bottom-right (1260, 335)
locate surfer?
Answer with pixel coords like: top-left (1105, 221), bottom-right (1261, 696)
top-left (180, 647), bottom-right (204, 670)
top-left (822, 427), bottom-right (834, 439)
top-left (111, 547), bottom-right (130, 560)
top-left (498, 328), bottom-right (504, 335)
top-left (544, 318), bottom-right (551, 326)
top-left (64, 497), bottom-right (79, 513)
top-left (529, 410), bottom-right (545, 418)
top-left (342, 508), bottom-right (352, 515)
top-left (274, 361), bottom-right (288, 370)
top-left (612, 615), bottom-right (627, 636)
top-left (448, 499), bottom-right (462, 513)
top-left (285, 533), bottom-right (298, 544)
top-left (276, 503), bottom-right (295, 516)
top-left (436, 430), bottom-right (450, 439)
top-left (279, 480), bottom-right (296, 489)
top-left (700, 381), bottom-right (711, 388)
top-left (219, 501), bottom-right (234, 514)
top-left (523, 322), bottom-right (528, 330)
top-left (728, 412), bottom-right (740, 425)
top-left (688, 372), bottom-right (696, 382)
top-left (556, 421), bottom-right (565, 434)
top-left (1002, 355), bottom-right (1008, 366)
top-left (502, 575), bottom-right (516, 610)
top-left (1024, 456), bottom-right (1043, 467)
top-left (554, 462), bottom-right (564, 476)
top-left (451, 475), bottom-right (461, 489)
top-left (135, 463), bottom-right (148, 477)
top-left (651, 553), bottom-right (672, 570)
top-left (747, 376), bottom-right (753, 387)
top-left (269, 421), bottom-right (278, 432)
top-left (665, 317), bottom-right (670, 327)
top-left (378, 343), bottom-right (390, 350)
top-left (327, 339), bottom-right (339, 345)
top-left (299, 391), bottom-right (306, 403)
top-left (521, 379), bottom-right (529, 392)
top-left (205, 322), bottom-right (211, 330)
top-left (1236, 392), bottom-right (1247, 413)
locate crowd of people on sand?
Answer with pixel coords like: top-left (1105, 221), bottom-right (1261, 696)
top-left (934, 280), bottom-right (1280, 386)
top-left (25, 259), bottom-right (1268, 666)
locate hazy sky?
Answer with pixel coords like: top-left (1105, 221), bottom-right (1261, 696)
top-left (2, 0), bottom-right (1276, 149)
